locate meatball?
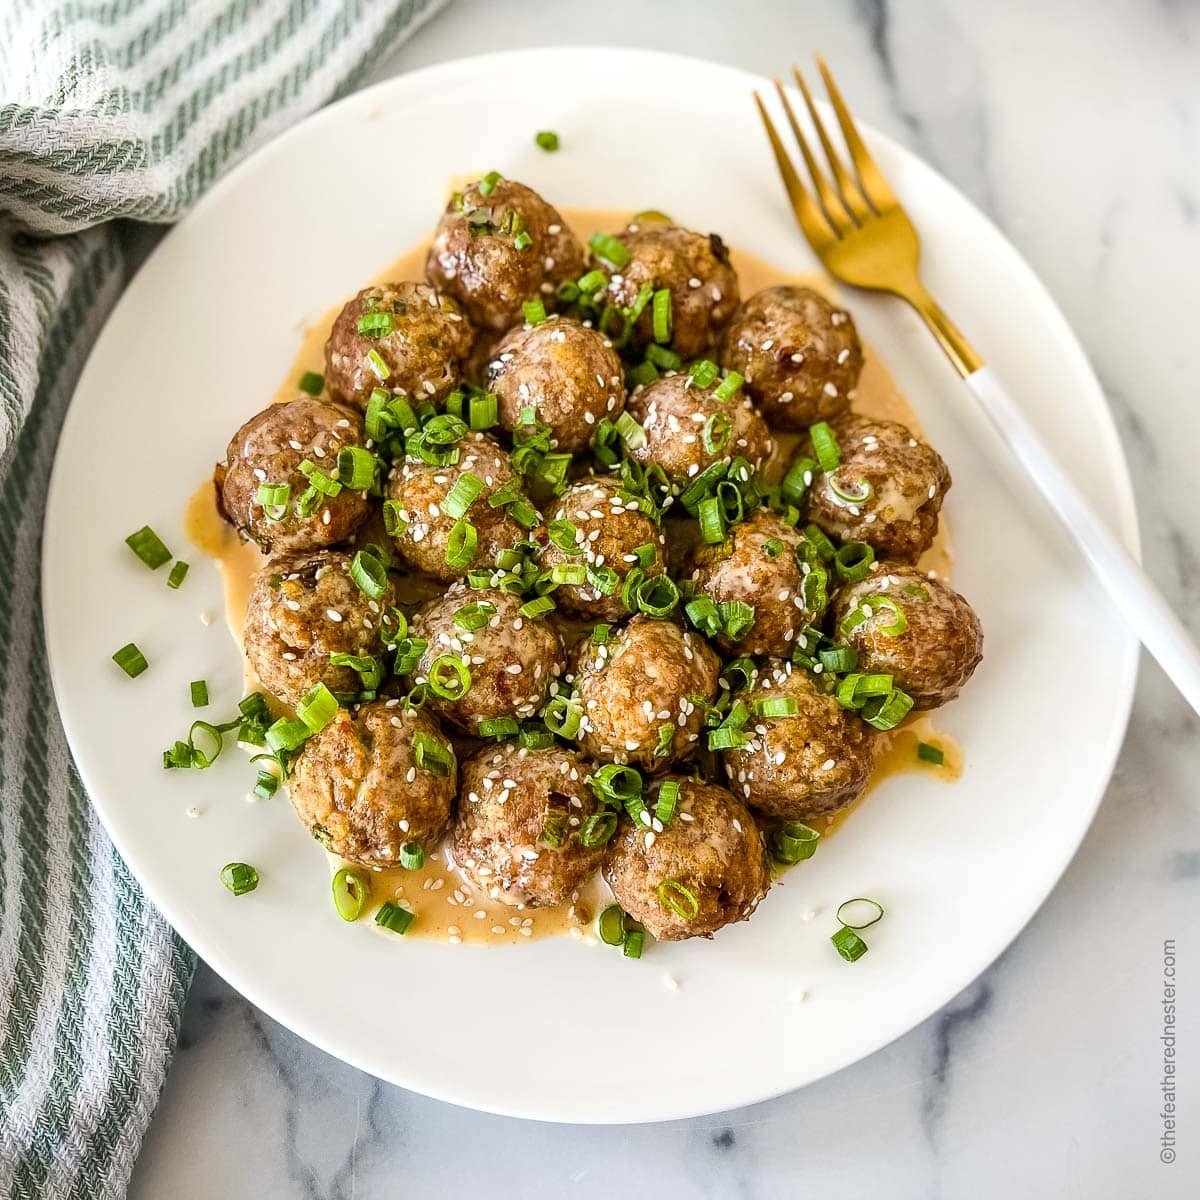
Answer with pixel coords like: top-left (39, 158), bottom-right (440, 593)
top-left (597, 222), bottom-right (739, 359)
top-left (452, 742), bottom-right (604, 907)
top-left (387, 431), bottom-right (537, 582)
top-left (721, 659), bottom-right (877, 821)
top-left (540, 478), bottom-right (666, 622)
top-left (324, 282), bottom-right (473, 410)
top-left (216, 398), bottom-right (370, 554)
top-left (425, 177), bottom-right (585, 332)
top-left (603, 777), bottom-right (770, 941)
top-left (409, 583), bottom-right (565, 734)
top-left (689, 509), bottom-right (829, 656)
top-left (719, 285), bottom-right (862, 429)
top-left (290, 701), bottom-right (456, 866)
top-left (801, 412), bottom-right (950, 563)
top-left (573, 615), bottom-right (720, 771)
top-left (626, 370), bottom-right (772, 485)
top-left (485, 316), bottom-right (626, 452)
top-left (833, 565), bottom-right (982, 709)
top-left (243, 550), bottom-right (395, 707)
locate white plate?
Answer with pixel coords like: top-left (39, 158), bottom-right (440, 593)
top-left (43, 47), bottom-right (1139, 1123)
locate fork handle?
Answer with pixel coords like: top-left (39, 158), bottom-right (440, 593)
top-left (966, 365), bottom-right (1200, 714)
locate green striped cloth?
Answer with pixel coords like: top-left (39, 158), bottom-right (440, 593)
top-left (0, 2), bottom-right (445, 1195)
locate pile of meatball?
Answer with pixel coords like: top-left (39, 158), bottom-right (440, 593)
top-left (214, 174), bottom-right (983, 945)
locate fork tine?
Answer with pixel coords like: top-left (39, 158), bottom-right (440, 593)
top-left (772, 79), bottom-right (850, 236)
top-left (791, 64), bottom-right (872, 224)
top-left (752, 92), bottom-right (838, 245)
top-left (815, 54), bottom-right (899, 213)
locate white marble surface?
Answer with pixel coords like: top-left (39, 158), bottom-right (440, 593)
top-left (127, 1), bottom-right (1200, 1195)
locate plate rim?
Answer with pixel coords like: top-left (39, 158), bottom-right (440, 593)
top-left (42, 45), bottom-right (1141, 1122)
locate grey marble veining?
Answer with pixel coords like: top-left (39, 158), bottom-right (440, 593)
top-left (127, 1), bottom-right (1199, 1196)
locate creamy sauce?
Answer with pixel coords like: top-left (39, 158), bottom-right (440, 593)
top-left (186, 206), bottom-right (961, 947)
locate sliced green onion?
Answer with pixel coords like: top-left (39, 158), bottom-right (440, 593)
top-left (598, 904), bottom-right (626, 946)
top-left (443, 472), bottom-right (484, 519)
top-left (298, 370), bottom-right (324, 396)
top-left (519, 595), bottom-right (556, 619)
top-left (684, 595), bottom-right (722, 638)
top-left (589, 231), bottom-right (630, 269)
top-left (586, 563), bottom-right (619, 596)
top-left (645, 343), bottom-right (682, 372)
top-left (836, 897), bottom-right (885, 930)
top-left (591, 623), bottom-right (612, 645)
top-left (763, 538), bottom-right (784, 559)
top-left (378, 500), bottom-right (406, 539)
top-left (299, 460), bottom-right (343, 497)
top-left (862, 687), bottom-right (914, 731)
top-left (770, 821), bottom-right (821, 865)
top-left (707, 726), bottom-right (748, 751)
top-left (548, 518), bottom-right (582, 554)
top-left (513, 230), bottom-right (533, 250)
top-left (522, 298), bottom-right (547, 325)
top-left (543, 695), bottom-right (582, 739)
top-left (782, 457), bottom-right (817, 506)
top-left (478, 170), bottom-right (502, 196)
top-left (702, 411), bottom-right (733, 455)
top-left (754, 697), bottom-right (798, 718)
top-left (804, 524), bottom-right (837, 562)
top-left (716, 479), bottom-right (744, 525)
top-left (422, 413), bottom-right (468, 446)
top-left (356, 311), bottom-right (394, 338)
top-left (580, 811), bottom-right (618, 848)
top-left (505, 499), bottom-right (539, 530)
top-left (337, 446), bottom-right (377, 490)
top-left (350, 548), bottom-right (388, 600)
top-left (831, 925), bottom-right (869, 961)
top-left (265, 717), bottom-right (311, 753)
top-left (829, 475), bottom-right (874, 505)
top-left (628, 360), bottom-right (658, 388)
top-left (453, 600), bottom-right (496, 632)
top-left (375, 900), bottom-right (415, 934)
top-left (534, 129), bottom-right (560, 151)
top-left (478, 716), bottom-right (520, 739)
top-left (589, 763), bottom-right (642, 805)
top-left (626, 543), bottom-right (654, 568)
top-left (468, 392), bottom-right (499, 430)
top-left (445, 518), bottom-right (478, 569)
top-left (622, 928), bottom-right (645, 959)
top-left (657, 879), bottom-right (699, 920)
top-left (654, 780), bottom-right (680, 825)
top-left (332, 867), bottom-right (370, 921)
top-left (550, 563), bottom-right (586, 586)
top-left (519, 722), bottom-right (553, 749)
top-left (819, 644), bottom-right (857, 673)
top-left (615, 410), bottom-right (646, 450)
top-left (917, 741), bottom-right (945, 766)
top-left (487, 479), bottom-right (524, 509)
top-left (651, 288), bottom-right (672, 344)
top-left (635, 573), bottom-right (679, 618)
top-left (697, 496), bottom-right (726, 543)
top-left (296, 682), bottom-right (338, 733)
top-left (413, 731), bottom-right (453, 777)
top-left (689, 359), bottom-right (720, 388)
top-left (679, 461), bottom-right (730, 512)
top-left (329, 652), bottom-right (384, 691)
top-left (256, 482), bottom-right (291, 512)
top-left (834, 541), bottom-right (875, 583)
top-left (719, 600), bottom-right (756, 640)
top-left (125, 525), bottom-right (171, 570)
top-left (112, 643), bottom-right (148, 678)
top-left (253, 769), bottom-right (279, 799)
top-left (220, 863), bottom-right (259, 896)
top-left (366, 348), bottom-right (390, 380)
top-left (721, 656), bottom-right (757, 694)
top-left (190, 680), bottom-right (208, 708)
top-left (712, 371), bottom-right (743, 403)
top-left (810, 421), bottom-right (841, 472)
top-left (428, 654), bottom-right (471, 700)
top-left (539, 808), bottom-right (568, 849)
top-left (578, 268), bottom-right (608, 295)
top-left (400, 841), bottom-right (425, 870)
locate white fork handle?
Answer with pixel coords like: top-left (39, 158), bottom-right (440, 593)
top-left (967, 365), bottom-right (1200, 714)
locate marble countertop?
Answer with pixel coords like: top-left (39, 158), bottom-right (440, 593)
top-left (128, 2), bottom-right (1199, 1196)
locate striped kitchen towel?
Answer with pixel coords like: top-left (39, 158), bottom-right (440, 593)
top-left (0, 2), bottom-right (447, 1195)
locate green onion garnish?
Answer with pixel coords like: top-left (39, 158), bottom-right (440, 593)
top-left (469, 392), bottom-right (499, 430)
top-left (654, 780), bottom-right (680, 825)
top-left (818, 644), bottom-right (857, 673)
top-left (543, 694), bottom-right (582, 739)
top-left (539, 808), bottom-right (568, 848)
top-left (645, 344), bottom-right (682, 372)
top-left (657, 879), bottom-right (699, 920)
top-left (703, 411), bottom-right (733, 455)
top-left (518, 722), bottom-right (553, 749)
top-left (719, 600), bottom-right (756, 641)
top-left (615, 410), bottom-right (646, 450)
top-left (478, 170), bottom-right (502, 196)
top-left (917, 741), bottom-right (945, 766)
top-left (697, 496), bottom-right (726, 544)
top-left (350, 549), bottom-right (388, 601)
top-left (253, 769), bottom-right (279, 799)
top-left (770, 821), bottom-right (821, 865)
top-left (329, 652), bottom-right (384, 691)
top-left (578, 268), bottom-right (608, 294)
top-left (628, 360), bottom-right (658, 388)
top-left (810, 421), bottom-right (841, 471)
top-left (635, 573), bottom-right (679, 618)
top-left (834, 541), bottom-right (875, 583)
top-left (831, 925), bottom-right (868, 961)
top-left (220, 863), bottom-right (259, 896)
top-left (519, 595), bottom-right (555, 619)
top-left (513, 230), bottom-right (533, 251)
top-left (443, 472), bottom-right (484, 519)
top-left (298, 370), bottom-right (324, 395)
top-left (712, 371), bottom-right (743, 403)
top-left (804, 523), bottom-right (837, 562)
top-left (337, 446), bottom-right (377, 490)
top-left (589, 762), bottom-right (642, 806)
top-left (689, 360), bottom-right (720, 388)
top-left (586, 563), bottom-right (619, 596)
top-left (862, 687), bottom-right (914, 731)
top-left (413, 731), bottom-right (453, 777)
top-left (265, 717), bottom-right (311, 753)
top-left (400, 841), bottom-right (425, 870)
top-left (754, 697), bottom-right (798, 718)
top-left (190, 680), bottom-right (208, 708)
top-left (382, 500), bottom-right (408, 538)
top-left (622, 928), bottom-right (645, 959)
top-left (125, 526), bottom-right (171, 570)
top-left (296, 682), bottom-right (338, 733)
top-left (631, 543), bottom-right (657, 567)
top-left (829, 476), bottom-right (874, 505)
top-left (589, 232), bottom-right (630, 269)
top-left (598, 904), bottom-right (626, 946)
top-left (506, 499), bottom-right (539, 530)
top-left (591, 623), bottom-right (612, 645)
top-left (653, 724), bottom-right (674, 759)
top-left (781, 457), bottom-right (817, 506)
top-left (550, 563), bottom-right (587, 586)
top-left (428, 654), bottom-right (471, 700)
top-left (299, 459), bottom-right (342, 497)
top-left (445, 518), bottom-right (478, 569)
top-left (522, 298), bottom-right (547, 325)
top-left (112, 643), bottom-right (148, 678)
top-left (535, 130), bottom-right (560, 151)
top-left (332, 867), bottom-right (370, 921)
top-left (580, 811), bottom-right (618, 848)
top-left (478, 716), bottom-right (520, 739)
top-left (651, 288), bottom-right (672, 344)
top-left (453, 600), bottom-right (496, 632)
top-left (836, 897), bottom-right (885, 930)
top-left (548, 518), bottom-right (581, 554)
top-left (375, 900), bottom-right (415, 934)
top-left (356, 311), bottom-right (395, 338)
top-left (366, 348), bottom-right (390, 380)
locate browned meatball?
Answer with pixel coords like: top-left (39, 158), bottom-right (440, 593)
top-left (290, 701), bottom-right (456, 866)
top-left (540, 478), bottom-right (666, 622)
top-left (626, 371), bottom-right (773, 485)
top-left (452, 742), bottom-right (604, 907)
top-left (243, 550), bottom-right (394, 707)
top-left (426, 177), bottom-right (585, 332)
top-left (387, 431), bottom-right (537, 582)
top-left (801, 412), bottom-right (950, 563)
top-left (409, 583), bottom-right (565, 734)
top-left (217, 398), bottom-right (369, 554)
top-left (603, 777), bottom-right (769, 941)
top-left (598, 222), bottom-right (739, 359)
top-left (689, 509), bottom-right (829, 656)
top-left (573, 615), bottom-right (720, 771)
top-left (721, 659), bottom-right (877, 821)
top-left (833, 565), bottom-right (982, 709)
top-left (324, 282), bottom-right (473, 410)
top-left (485, 316), bottom-right (626, 452)
top-left (719, 286), bottom-right (862, 429)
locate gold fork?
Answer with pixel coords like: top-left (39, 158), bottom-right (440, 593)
top-left (756, 60), bottom-right (1200, 716)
